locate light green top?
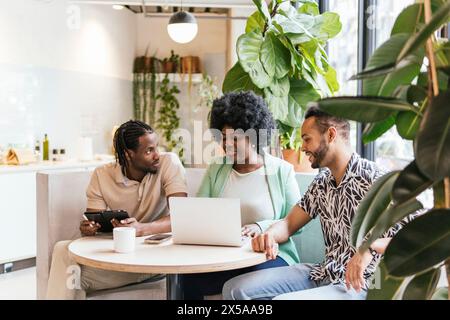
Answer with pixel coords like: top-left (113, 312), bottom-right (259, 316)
top-left (197, 153), bottom-right (302, 265)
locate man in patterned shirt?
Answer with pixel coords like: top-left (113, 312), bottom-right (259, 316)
top-left (223, 106), bottom-right (407, 300)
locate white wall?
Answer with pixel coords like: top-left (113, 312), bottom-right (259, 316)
top-left (0, 0), bottom-right (136, 157)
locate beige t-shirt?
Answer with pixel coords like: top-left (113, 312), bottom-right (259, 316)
top-left (86, 152), bottom-right (187, 223)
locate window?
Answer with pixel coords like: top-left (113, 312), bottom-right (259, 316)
top-left (372, 0), bottom-right (415, 170)
top-left (328, 0), bottom-right (359, 151)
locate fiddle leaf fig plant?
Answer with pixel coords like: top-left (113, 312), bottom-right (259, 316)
top-left (223, 0), bottom-right (341, 151)
top-left (313, 0), bottom-right (450, 299)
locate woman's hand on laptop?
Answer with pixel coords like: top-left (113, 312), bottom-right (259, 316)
top-left (111, 217), bottom-right (146, 237)
top-left (251, 232), bottom-right (279, 260)
top-left (242, 224), bottom-right (262, 238)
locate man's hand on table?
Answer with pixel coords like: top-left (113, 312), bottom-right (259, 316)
top-left (111, 217), bottom-right (147, 237)
top-left (251, 232), bottom-right (279, 260)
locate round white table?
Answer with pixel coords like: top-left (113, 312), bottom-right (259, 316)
top-left (68, 235), bottom-right (266, 299)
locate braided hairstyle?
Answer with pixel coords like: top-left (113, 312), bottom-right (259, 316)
top-left (113, 120), bottom-right (154, 175)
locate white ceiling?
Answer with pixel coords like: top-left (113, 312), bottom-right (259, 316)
top-left (70, 0), bottom-right (256, 8)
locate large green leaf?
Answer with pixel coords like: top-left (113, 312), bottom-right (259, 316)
top-left (222, 62), bottom-right (262, 95)
top-left (237, 31), bottom-right (272, 89)
top-left (298, 1), bottom-right (319, 16)
top-left (391, 3), bottom-right (422, 35)
top-left (271, 21), bottom-right (302, 72)
top-left (362, 116), bottom-right (396, 144)
top-left (260, 32), bottom-right (291, 79)
top-left (351, 171), bottom-right (399, 247)
top-left (397, 2), bottom-right (450, 63)
top-left (360, 198), bottom-right (422, 253)
top-left (323, 65), bottom-right (339, 94)
top-left (415, 90), bottom-right (450, 180)
top-left (287, 32), bottom-right (313, 45)
top-left (367, 261), bottom-right (405, 300)
top-left (281, 79), bottom-right (320, 127)
top-left (363, 34), bottom-right (423, 97)
top-left (391, 160), bottom-right (433, 205)
top-left (246, 11), bottom-right (266, 33)
top-left (265, 88), bottom-right (288, 121)
top-left (435, 41), bottom-right (450, 69)
top-left (310, 12), bottom-right (342, 42)
top-left (384, 209), bottom-right (450, 277)
top-left (403, 267), bottom-right (441, 300)
top-left (314, 97), bottom-right (418, 122)
top-left (276, 12), bottom-right (315, 35)
top-left (252, 0), bottom-right (271, 24)
top-left (268, 75), bottom-right (290, 97)
top-left (396, 111), bottom-right (422, 140)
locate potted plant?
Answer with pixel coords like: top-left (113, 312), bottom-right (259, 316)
top-left (314, 0), bottom-right (449, 299)
top-left (156, 74), bottom-right (183, 159)
top-left (222, 0), bottom-right (341, 171)
top-left (162, 50), bottom-right (180, 74)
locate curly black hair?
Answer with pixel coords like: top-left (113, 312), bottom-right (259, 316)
top-left (210, 91), bottom-right (275, 154)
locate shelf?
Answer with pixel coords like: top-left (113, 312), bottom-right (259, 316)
top-left (155, 73), bottom-right (203, 83)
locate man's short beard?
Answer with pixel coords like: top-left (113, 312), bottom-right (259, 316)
top-left (310, 138), bottom-right (329, 169)
top-left (135, 163), bottom-right (158, 175)
top-left (145, 167), bottom-right (158, 174)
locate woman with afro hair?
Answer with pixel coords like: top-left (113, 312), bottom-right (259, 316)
top-left (180, 91), bottom-right (302, 299)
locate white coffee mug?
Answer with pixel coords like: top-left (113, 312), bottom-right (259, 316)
top-left (113, 227), bottom-right (136, 253)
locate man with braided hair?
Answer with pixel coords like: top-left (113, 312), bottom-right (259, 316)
top-left (46, 120), bottom-right (187, 299)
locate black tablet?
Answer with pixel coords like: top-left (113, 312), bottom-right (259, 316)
top-left (84, 210), bottom-right (130, 233)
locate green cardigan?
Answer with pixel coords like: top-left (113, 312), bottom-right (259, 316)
top-left (197, 153), bottom-right (301, 266)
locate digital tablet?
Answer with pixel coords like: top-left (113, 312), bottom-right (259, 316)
top-left (84, 210), bottom-right (130, 233)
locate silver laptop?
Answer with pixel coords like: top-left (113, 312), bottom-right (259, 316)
top-left (169, 197), bottom-right (243, 247)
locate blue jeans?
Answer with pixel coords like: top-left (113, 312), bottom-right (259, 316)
top-left (223, 263), bottom-right (367, 300)
top-left (180, 257), bottom-right (288, 300)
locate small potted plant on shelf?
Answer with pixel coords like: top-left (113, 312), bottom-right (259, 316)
top-left (162, 50), bottom-right (180, 74)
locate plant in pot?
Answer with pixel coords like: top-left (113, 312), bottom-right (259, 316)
top-left (156, 74), bottom-right (183, 160)
top-left (222, 0), bottom-right (341, 172)
top-left (313, 0), bottom-right (450, 299)
top-left (162, 50), bottom-right (180, 74)
top-left (181, 55), bottom-right (201, 94)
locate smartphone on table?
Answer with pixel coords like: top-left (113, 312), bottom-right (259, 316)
top-left (144, 233), bottom-right (172, 244)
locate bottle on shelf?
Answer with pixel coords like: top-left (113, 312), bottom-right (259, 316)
top-left (43, 134), bottom-right (49, 161)
top-left (59, 149), bottom-right (66, 162)
top-left (52, 149), bottom-right (59, 162)
top-left (34, 140), bottom-right (41, 162)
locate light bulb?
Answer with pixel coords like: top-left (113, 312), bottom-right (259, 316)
top-left (167, 11), bottom-right (198, 44)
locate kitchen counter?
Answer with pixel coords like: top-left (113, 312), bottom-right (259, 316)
top-left (0, 159), bottom-right (114, 174)
top-left (0, 157), bottom-right (114, 264)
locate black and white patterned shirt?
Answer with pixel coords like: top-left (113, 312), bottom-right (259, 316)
top-left (299, 153), bottom-right (407, 287)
